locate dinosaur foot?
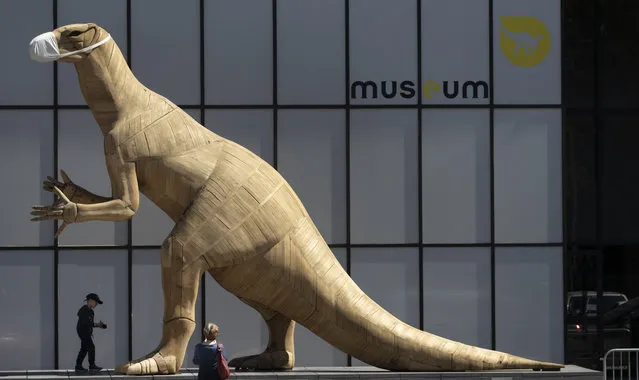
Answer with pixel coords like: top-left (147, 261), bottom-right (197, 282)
top-left (229, 350), bottom-right (294, 371)
top-left (115, 351), bottom-right (178, 375)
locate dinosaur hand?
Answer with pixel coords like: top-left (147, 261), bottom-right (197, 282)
top-left (43, 170), bottom-right (77, 201)
top-left (31, 186), bottom-right (78, 238)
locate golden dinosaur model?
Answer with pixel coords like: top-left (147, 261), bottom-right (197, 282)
top-left (28, 23), bottom-right (564, 375)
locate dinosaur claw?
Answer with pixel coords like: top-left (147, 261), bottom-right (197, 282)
top-left (115, 352), bottom-right (176, 375)
top-left (229, 350), bottom-right (294, 371)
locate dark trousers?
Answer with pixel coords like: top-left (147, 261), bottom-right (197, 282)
top-left (76, 334), bottom-right (95, 367)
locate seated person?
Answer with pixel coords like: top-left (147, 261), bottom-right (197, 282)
top-left (193, 322), bottom-right (228, 380)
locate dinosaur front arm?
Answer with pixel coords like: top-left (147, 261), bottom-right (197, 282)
top-left (74, 156), bottom-right (140, 222)
top-left (74, 198), bottom-right (136, 222)
top-left (31, 156), bottom-right (140, 233)
top-left (66, 185), bottom-right (113, 205)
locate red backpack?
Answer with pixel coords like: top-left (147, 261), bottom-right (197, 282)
top-left (216, 343), bottom-right (230, 379)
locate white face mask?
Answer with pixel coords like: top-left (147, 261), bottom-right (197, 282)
top-left (29, 31), bottom-right (111, 63)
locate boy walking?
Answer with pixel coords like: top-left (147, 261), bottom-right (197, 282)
top-left (75, 293), bottom-right (107, 372)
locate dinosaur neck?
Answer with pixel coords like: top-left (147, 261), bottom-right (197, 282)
top-left (73, 37), bottom-right (147, 135)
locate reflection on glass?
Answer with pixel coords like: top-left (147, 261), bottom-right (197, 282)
top-left (205, 0), bottom-right (272, 105)
top-left (0, 251), bottom-right (55, 370)
top-left (349, 109), bottom-right (419, 244)
top-left (131, 0), bottom-right (200, 104)
top-left (277, 0), bottom-right (345, 104)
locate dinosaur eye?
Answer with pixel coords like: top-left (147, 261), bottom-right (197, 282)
top-left (68, 31), bottom-right (82, 37)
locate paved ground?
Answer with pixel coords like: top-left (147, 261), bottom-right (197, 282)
top-left (0, 365), bottom-right (602, 380)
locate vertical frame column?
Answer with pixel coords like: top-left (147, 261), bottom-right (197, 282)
top-left (53, 0), bottom-right (60, 368)
top-left (416, 0), bottom-right (425, 333)
top-left (199, 0), bottom-right (207, 343)
top-left (343, 0), bottom-right (352, 367)
top-left (126, 0), bottom-right (133, 361)
top-left (488, 0), bottom-right (497, 351)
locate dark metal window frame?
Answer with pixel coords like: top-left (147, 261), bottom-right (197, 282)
top-left (0, 0), bottom-right (567, 369)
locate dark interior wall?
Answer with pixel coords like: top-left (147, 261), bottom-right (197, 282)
top-left (566, 0), bottom-right (639, 245)
top-left (601, 117), bottom-right (639, 245)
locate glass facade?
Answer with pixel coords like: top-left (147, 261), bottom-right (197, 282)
top-left (8, 0), bottom-right (633, 372)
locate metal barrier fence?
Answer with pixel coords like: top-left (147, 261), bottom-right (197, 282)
top-left (603, 348), bottom-right (639, 380)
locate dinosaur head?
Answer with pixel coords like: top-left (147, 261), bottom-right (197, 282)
top-left (29, 23), bottom-right (111, 63)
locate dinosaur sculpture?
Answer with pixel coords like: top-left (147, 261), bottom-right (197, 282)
top-left (28, 23), bottom-right (564, 375)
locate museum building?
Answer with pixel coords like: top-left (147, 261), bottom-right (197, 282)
top-left (0, 0), bottom-right (637, 373)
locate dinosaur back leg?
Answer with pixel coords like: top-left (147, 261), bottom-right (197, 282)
top-left (223, 296), bottom-right (296, 370)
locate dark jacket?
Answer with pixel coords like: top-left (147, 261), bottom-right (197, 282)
top-left (193, 342), bottom-right (227, 380)
top-left (76, 305), bottom-right (94, 338)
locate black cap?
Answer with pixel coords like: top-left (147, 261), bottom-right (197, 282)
top-left (85, 293), bottom-right (103, 304)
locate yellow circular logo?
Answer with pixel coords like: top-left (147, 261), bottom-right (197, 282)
top-left (499, 16), bottom-right (551, 67)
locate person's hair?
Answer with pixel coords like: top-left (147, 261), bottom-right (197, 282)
top-left (203, 322), bottom-right (219, 340)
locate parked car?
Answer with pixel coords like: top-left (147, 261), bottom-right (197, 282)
top-left (566, 291), bottom-right (629, 318)
top-left (565, 291), bottom-right (635, 370)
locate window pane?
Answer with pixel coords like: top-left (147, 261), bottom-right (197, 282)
top-left (0, 110), bottom-right (54, 246)
top-left (494, 109), bottom-right (562, 244)
top-left (205, 109), bottom-right (274, 166)
top-left (57, 0), bottom-right (127, 105)
top-left (492, 0), bottom-right (561, 104)
top-left (423, 247), bottom-right (492, 350)
top-left (422, 109), bottom-right (491, 244)
top-left (350, 247), bottom-right (420, 366)
top-left (421, 0), bottom-right (489, 105)
top-left (0, 0), bottom-right (52, 105)
top-left (131, 0), bottom-right (200, 105)
top-left (277, 110), bottom-right (347, 244)
top-left (349, 0), bottom-right (417, 105)
top-left (132, 249), bottom-right (202, 366)
top-left (294, 248), bottom-right (348, 366)
top-left (277, 0), bottom-right (345, 104)
top-left (131, 110), bottom-right (201, 246)
top-left (205, 0), bottom-right (272, 105)
top-left (495, 246), bottom-right (564, 363)
top-left (350, 110), bottom-right (419, 244)
top-left (0, 251), bottom-right (55, 370)
top-left (57, 249), bottom-right (129, 369)
top-left (58, 110), bottom-right (128, 246)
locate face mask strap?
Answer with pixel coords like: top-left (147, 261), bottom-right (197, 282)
top-left (56, 33), bottom-right (112, 59)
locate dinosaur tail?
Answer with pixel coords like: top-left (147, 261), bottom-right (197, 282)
top-left (286, 221), bottom-right (564, 371)
top-left (213, 214), bottom-right (564, 371)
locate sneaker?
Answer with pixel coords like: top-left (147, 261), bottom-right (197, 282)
top-left (75, 366), bottom-right (88, 372)
top-left (89, 365), bottom-right (102, 371)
